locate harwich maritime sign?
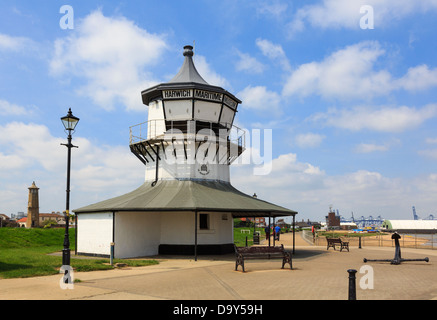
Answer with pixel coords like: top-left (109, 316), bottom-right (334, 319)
top-left (163, 89), bottom-right (237, 109)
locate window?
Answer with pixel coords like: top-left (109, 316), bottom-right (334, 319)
top-left (199, 214), bottom-right (209, 230)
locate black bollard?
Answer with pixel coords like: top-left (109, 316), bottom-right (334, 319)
top-left (347, 269), bottom-right (357, 300)
top-left (359, 236), bottom-right (362, 249)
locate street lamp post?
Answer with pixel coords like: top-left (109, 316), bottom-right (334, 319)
top-left (60, 108), bottom-right (79, 270)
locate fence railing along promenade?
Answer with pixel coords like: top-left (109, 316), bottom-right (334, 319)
top-left (302, 229), bottom-right (437, 250)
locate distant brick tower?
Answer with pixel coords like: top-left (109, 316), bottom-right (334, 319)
top-left (26, 181), bottom-right (40, 228)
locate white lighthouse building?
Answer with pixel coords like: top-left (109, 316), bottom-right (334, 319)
top-left (75, 45), bottom-right (297, 259)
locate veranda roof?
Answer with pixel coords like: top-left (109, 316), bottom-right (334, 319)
top-left (74, 179), bottom-right (297, 218)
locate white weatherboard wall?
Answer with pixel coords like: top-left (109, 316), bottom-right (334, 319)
top-left (77, 212), bottom-right (113, 257)
top-left (78, 211), bottom-right (234, 259)
top-left (160, 211), bottom-right (233, 245)
top-left (114, 211), bottom-right (161, 258)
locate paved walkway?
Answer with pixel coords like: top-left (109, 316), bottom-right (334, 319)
top-left (1, 232), bottom-right (437, 300)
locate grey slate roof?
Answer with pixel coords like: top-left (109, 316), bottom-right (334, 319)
top-left (74, 180), bottom-right (297, 218)
top-left (168, 46), bottom-right (208, 84)
top-left (141, 46), bottom-right (241, 106)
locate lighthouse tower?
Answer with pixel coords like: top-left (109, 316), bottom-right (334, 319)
top-left (75, 45), bottom-right (297, 259)
top-left (130, 45), bottom-right (244, 184)
top-left (26, 181), bottom-right (39, 228)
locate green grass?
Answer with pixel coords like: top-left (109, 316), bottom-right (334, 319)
top-left (233, 227), bottom-right (266, 246)
top-left (0, 228), bottom-right (158, 279)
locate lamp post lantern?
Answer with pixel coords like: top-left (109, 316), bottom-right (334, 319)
top-left (60, 108), bottom-right (79, 270)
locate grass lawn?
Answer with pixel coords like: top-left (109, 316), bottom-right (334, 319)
top-left (0, 228), bottom-right (158, 279)
top-left (233, 227), bottom-right (266, 246)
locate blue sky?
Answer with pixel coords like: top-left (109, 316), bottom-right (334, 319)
top-left (1, 0), bottom-right (437, 222)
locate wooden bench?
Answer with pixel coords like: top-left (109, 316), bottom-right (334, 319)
top-left (326, 238), bottom-right (349, 252)
top-left (234, 244), bottom-right (292, 272)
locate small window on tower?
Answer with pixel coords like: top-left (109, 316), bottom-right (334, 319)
top-left (199, 214), bottom-right (209, 230)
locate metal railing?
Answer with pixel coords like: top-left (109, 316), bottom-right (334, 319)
top-left (311, 231), bottom-right (437, 250)
top-left (129, 119), bottom-right (246, 150)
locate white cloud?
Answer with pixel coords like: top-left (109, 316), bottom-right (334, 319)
top-left (288, 0), bottom-right (437, 35)
top-left (231, 152), bottom-right (431, 220)
top-left (396, 65), bottom-right (437, 91)
top-left (237, 85), bottom-right (282, 114)
top-left (194, 55), bottom-right (230, 88)
top-left (0, 33), bottom-right (34, 51)
top-left (0, 122), bottom-right (144, 212)
top-left (49, 10), bottom-right (168, 111)
top-left (354, 143), bottom-right (388, 153)
top-left (283, 41), bottom-right (437, 101)
top-left (426, 137), bottom-right (437, 144)
top-left (256, 1), bottom-right (288, 18)
top-left (309, 104), bottom-right (437, 133)
top-left (418, 149), bottom-right (437, 160)
top-left (256, 38), bottom-right (291, 71)
top-left (0, 99), bottom-right (32, 116)
top-left (295, 133), bottom-right (325, 148)
top-left (282, 41), bottom-right (393, 100)
top-left (235, 50), bottom-right (265, 74)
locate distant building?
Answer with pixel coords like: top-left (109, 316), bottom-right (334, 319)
top-left (17, 217), bottom-right (27, 228)
top-left (326, 210), bottom-right (340, 229)
top-left (382, 220), bottom-right (437, 233)
top-left (0, 214), bottom-right (10, 227)
top-left (239, 217), bottom-right (266, 227)
top-left (15, 213), bottom-right (66, 228)
top-left (40, 213), bottom-right (65, 226)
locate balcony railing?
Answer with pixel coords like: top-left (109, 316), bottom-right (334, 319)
top-left (129, 119), bottom-right (246, 150)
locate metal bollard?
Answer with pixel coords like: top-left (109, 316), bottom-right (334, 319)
top-left (110, 242), bottom-right (115, 266)
top-left (347, 269), bottom-right (357, 300)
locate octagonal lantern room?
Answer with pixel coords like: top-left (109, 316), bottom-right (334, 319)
top-left (130, 45), bottom-right (245, 183)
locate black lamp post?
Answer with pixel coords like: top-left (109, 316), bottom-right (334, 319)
top-left (60, 108), bottom-right (79, 269)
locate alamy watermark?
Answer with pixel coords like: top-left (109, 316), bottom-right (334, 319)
top-left (360, 5), bottom-right (374, 30)
top-left (359, 265), bottom-right (374, 290)
top-left (59, 265), bottom-right (74, 289)
top-left (59, 5), bottom-right (74, 30)
top-left (155, 125), bottom-right (273, 175)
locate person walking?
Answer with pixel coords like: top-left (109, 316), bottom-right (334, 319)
top-left (264, 225), bottom-right (270, 240)
top-left (274, 225), bottom-right (281, 241)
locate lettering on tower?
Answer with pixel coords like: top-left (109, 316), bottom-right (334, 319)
top-left (163, 89), bottom-right (193, 99)
top-left (194, 89), bottom-right (223, 102)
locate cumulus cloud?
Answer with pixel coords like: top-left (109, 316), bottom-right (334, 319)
top-left (193, 55), bottom-right (230, 88)
top-left (237, 85), bottom-right (282, 114)
top-left (256, 0), bottom-right (288, 18)
top-left (395, 65), bottom-right (437, 91)
top-left (0, 33), bottom-right (35, 51)
top-left (295, 133), bottom-right (326, 148)
top-left (0, 122), bottom-right (144, 212)
top-left (354, 143), bottom-right (389, 153)
top-left (235, 50), bottom-right (265, 74)
top-left (256, 38), bottom-right (291, 71)
top-left (282, 41), bottom-right (392, 100)
top-left (282, 41), bottom-right (437, 101)
top-left (287, 0), bottom-right (437, 35)
top-left (309, 104), bottom-right (437, 133)
top-left (231, 152), bottom-right (431, 220)
top-left (49, 10), bottom-right (168, 111)
top-left (0, 99), bottom-right (33, 116)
